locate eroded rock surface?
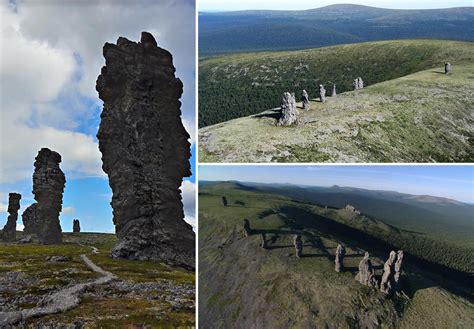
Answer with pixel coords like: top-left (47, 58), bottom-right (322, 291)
top-left (1, 193), bottom-right (21, 242)
top-left (96, 32), bottom-right (194, 270)
top-left (22, 148), bottom-right (65, 244)
top-left (277, 92), bottom-right (298, 126)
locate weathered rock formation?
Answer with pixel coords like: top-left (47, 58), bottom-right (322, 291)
top-left (394, 250), bottom-right (404, 286)
top-left (243, 219), bottom-right (251, 237)
top-left (96, 32), bottom-right (194, 270)
top-left (319, 84), bottom-right (326, 102)
top-left (335, 244), bottom-right (345, 272)
top-left (332, 84), bottom-right (337, 97)
top-left (261, 233), bottom-right (267, 249)
top-left (344, 204), bottom-right (361, 215)
top-left (277, 92), bottom-right (298, 126)
top-left (301, 90), bottom-right (310, 111)
top-left (73, 219), bottom-right (81, 233)
top-left (357, 252), bottom-right (377, 287)
top-left (353, 77), bottom-right (364, 90)
top-left (445, 62), bottom-right (451, 74)
top-left (1, 193), bottom-right (21, 242)
top-left (222, 196), bottom-right (228, 207)
top-left (380, 250), bottom-right (397, 294)
top-left (22, 148), bottom-right (65, 244)
top-left (294, 234), bottom-right (303, 258)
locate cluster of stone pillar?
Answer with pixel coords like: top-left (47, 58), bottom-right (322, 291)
top-left (353, 77), bottom-right (364, 90)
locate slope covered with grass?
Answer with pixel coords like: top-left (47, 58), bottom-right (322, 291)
top-left (198, 183), bottom-right (474, 328)
top-left (199, 40), bottom-right (474, 127)
top-left (199, 60), bottom-right (474, 162)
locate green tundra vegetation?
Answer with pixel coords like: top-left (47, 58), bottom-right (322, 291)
top-left (198, 182), bottom-right (474, 328)
top-left (0, 233), bottom-right (194, 328)
top-left (199, 40), bottom-right (474, 127)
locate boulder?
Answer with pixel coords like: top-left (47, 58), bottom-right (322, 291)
top-left (1, 193), bottom-right (21, 242)
top-left (277, 92), bottom-right (298, 126)
top-left (96, 32), bottom-right (194, 270)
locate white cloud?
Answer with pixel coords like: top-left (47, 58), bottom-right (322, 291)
top-left (180, 180), bottom-right (196, 227)
top-left (0, 202), bottom-right (7, 213)
top-left (62, 206), bottom-right (75, 215)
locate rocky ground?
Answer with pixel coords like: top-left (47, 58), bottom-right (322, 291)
top-left (199, 62), bottom-right (474, 163)
top-left (0, 233), bottom-right (195, 328)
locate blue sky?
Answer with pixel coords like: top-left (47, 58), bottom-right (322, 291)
top-left (199, 165), bottom-right (474, 203)
top-left (199, 0), bottom-right (473, 11)
top-left (0, 0), bottom-right (196, 232)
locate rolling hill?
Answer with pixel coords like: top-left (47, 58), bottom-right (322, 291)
top-left (198, 182), bottom-right (474, 328)
top-left (199, 5), bottom-right (474, 56)
top-left (199, 42), bottom-right (474, 162)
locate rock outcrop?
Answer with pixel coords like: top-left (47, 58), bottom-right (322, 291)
top-left (277, 92), bottom-right (298, 126)
top-left (22, 148), bottom-right (65, 244)
top-left (380, 251), bottom-right (397, 294)
top-left (294, 234), bottom-right (303, 258)
top-left (394, 250), bottom-right (404, 286)
top-left (319, 84), bottom-right (326, 102)
top-left (445, 62), bottom-right (451, 74)
top-left (1, 193), bottom-right (21, 242)
top-left (301, 90), bottom-right (310, 111)
top-left (357, 252), bottom-right (377, 287)
top-left (73, 219), bottom-right (81, 233)
top-left (96, 32), bottom-right (194, 270)
top-left (335, 244), bottom-right (345, 272)
top-left (344, 205), bottom-right (361, 215)
top-left (243, 219), bottom-right (251, 237)
top-left (332, 84), bottom-right (336, 97)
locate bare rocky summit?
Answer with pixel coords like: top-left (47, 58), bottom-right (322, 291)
top-left (22, 148), bottom-right (65, 244)
top-left (1, 193), bottom-right (21, 242)
top-left (96, 32), bottom-right (194, 270)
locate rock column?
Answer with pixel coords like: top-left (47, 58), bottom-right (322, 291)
top-left (357, 252), bottom-right (377, 287)
top-left (261, 233), bottom-right (267, 249)
top-left (444, 62), bottom-right (451, 74)
top-left (335, 244), bottom-right (345, 272)
top-left (1, 193), bottom-right (21, 242)
top-left (380, 251), bottom-right (397, 294)
top-left (332, 84), bottom-right (336, 97)
top-left (319, 84), bottom-right (326, 102)
top-left (243, 219), bottom-right (252, 237)
top-left (73, 219), bottom-right (81, 233)
top-left (294, 234), bottom-right (303, 258)
top-left (96, 32), bottom-right (194, 270)
top-left (277, 92), bottom-right (298, 126)
top-left (301, 90), bottom-right (310, 111)
top-left (394, 250), bottom-right (403, 286)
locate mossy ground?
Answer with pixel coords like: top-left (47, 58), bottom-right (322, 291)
top-left (198, 184), bottom-right (474, 328)
top-left (0, 233), bottom-right (195, 328)
top-left (199, 44), bottom-right (474, 163)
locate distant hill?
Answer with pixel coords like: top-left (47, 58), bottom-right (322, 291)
top-left (199, 5), bottom-right (474, 56)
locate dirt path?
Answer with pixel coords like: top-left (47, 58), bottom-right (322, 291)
top-left (0, 253), bottom-right (117, 326)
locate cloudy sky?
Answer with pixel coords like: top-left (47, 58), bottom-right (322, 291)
top-left (200, 165), bottom-right (474, 203)
top-left (0, 0), bottom-right (196, 232)
top-left (200, 0), bottom-right (472, 11)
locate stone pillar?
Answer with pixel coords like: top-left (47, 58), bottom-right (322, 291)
top-left (444, 62), bottom-right (451, 74)
top-left (380, 250), bottom-right (397, 294)
top-left (73, 219), bottom-right (81, 233)
top-left (335, 244), bottom-right (345, 272)
top-left (294, 234), bottom-right (303, 258)
top-left (358, 77), bottom-right (364, 89)
top-left (319, 84), bottom-right (326, 103)
top-left (96, 32), bottom-right (194, 270)
top-left (1, 193), bottom-right (21, 242)
top-left (332, 84), bottom-right (336, 97)
top-left (261, 233), bottom-right (267, 249)
top-left (353, 78), bottom-right (359, 90)
top-left (243, 219), bottom-right (251, 237)
top-left (357, 252), bottom-right (377, 287)
top-left (277, 92), bottom-right (298, 126)
top-left (301, 90), bottom-right (310, 111)
top-left (394, 250), bottom-right (404, 286)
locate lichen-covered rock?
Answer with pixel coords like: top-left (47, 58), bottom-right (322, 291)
top-left (1, 193), bottom-right (21, 242)
top-left (445, 62), bottom-right (451, 74)
top-left (277, 92), bottom-right (298, 126)
top-left (332, 84), bottom-right (337, 97)
top-left (294, 234), bottom-right (303, 258)
top-left (73, 219), bottom-right (81, 233)
top-left (380, 250), bottom-right (397, 294)
top-left (96, 32), bottom-right (194, 270)
top-left (243, 219), bottom-right (251, 237)
top-left (394, 250), bottom-right (404, 286)
top-left (301, 90), bottom-right (310, 111)
top-left (319, 84), bottom-right (326, 102)
top-left (335, 244), bottom-right (345, 272)
top-left (357, 252), bottom-right (377, 287)
top-left (23, 148), bottom-right (65, 245)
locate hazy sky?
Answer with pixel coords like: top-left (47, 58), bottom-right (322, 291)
top-left (199, 165), bottom-right (474, 203)
top-left (0, 0), bottom-right (196, 232)
top-left (199, 0), bottom-right (473, 11)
